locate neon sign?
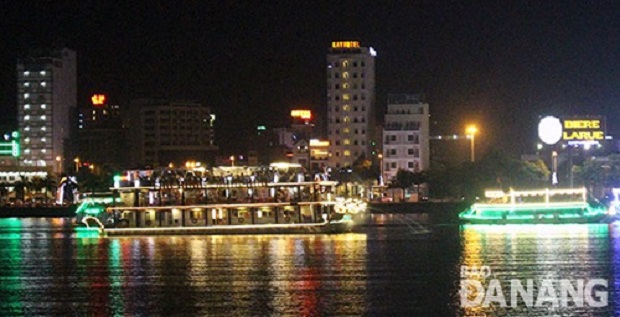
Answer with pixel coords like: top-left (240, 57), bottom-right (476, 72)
top-left (331, 41), bottom-right (360, 49)
top-left (291, 110), bottom-right (312, 120)
top-left (91, 94), bottom-right (106, 106)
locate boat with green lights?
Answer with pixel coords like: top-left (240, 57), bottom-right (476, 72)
top-left (458, 187), bottom-right (610, 224)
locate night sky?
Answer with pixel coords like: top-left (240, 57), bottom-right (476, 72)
top-left (1, 1), bottom-right (619, 155)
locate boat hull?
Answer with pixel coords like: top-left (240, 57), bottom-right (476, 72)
top-left (101, 221), bottom-right (352, 236)
top-left (461, 214), bottom-right (610, 225)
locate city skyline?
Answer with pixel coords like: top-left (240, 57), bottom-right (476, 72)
top-left (1, 2), bottom-right (619, 155)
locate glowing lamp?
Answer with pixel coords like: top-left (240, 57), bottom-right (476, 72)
top-left (290, 110), bottom-right (312, 120)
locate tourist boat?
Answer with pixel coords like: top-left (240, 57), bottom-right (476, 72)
top-left (459, 187), bottom-right (610, 224)
top-left (75, 165), bottom-right (368, 236)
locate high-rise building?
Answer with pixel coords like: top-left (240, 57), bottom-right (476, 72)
top-left (125, 99), bottom-right (217, 167)
top-left (382, 94), bottom-right (430, 182)
top-left (326, 41), bottom-right (376, 168)
top-left (77, 94), bottom-right (125, 169)
top-left (16, 48), bottom-right (76, 174)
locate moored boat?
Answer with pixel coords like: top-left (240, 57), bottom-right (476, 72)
top-left (459, 187), bottom-right (610, 224)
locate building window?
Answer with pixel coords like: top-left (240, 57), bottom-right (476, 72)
top-left (24, 104), bottom-right (30, 110)
top-left (336, 141), bottom-right (340, 145)
top-left (24, 93), bottom-right (30, 99)
top-left (40, 71), bottom-right (46, 76)
top-left (343, 139), bottom-right (351, 145)
top-left (24, 71), bottom-right (30, 76)
top-left (343, 128), bottom-right (350, 134)
top-left (40, 115), bottom-right (46, 120)
top-left (41, 81), bottom-right (46, 87)
top-left (343, 116), bottom-right (350, 123)
top-left (342, 105), bottom-right (350, 111)
top-left (335, 84), bottom-right (340, 89)
top-left (391, 135), bottom-right (396, 141)
top-left (390, 149), bottom-right (397, 156)
top-left (408, 148), bottom-right (414, 155)
top-left (353, 62), bottom-right (358, 67)
top-left (342, 60), bottom-right (349, 67)
top-left (344, 150), bottom-right (351, 156)
top-left (362, 129), bottom-right (366, 134)
top-left (408, 162), bottom-right (414, 168)
top-left (391, 162), bottom-right (397, 168)
top-left (342, 83), bottom-right (349, 89)
top-left (342, 94), bottom-right (350, 101)
top-left (24, 115), bottom-right (30, 121)
top-left (342, 72), bottom-right (349, 79)
top-left (408, 135), bottom-right (414, 141)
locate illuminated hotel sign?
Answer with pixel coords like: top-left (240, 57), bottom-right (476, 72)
top-left (91, 94), bottom-right (106, 106)
top-left (290, 110), bottom-right (312, 120)
top-left (0, 131), bottom-right (20, 157)
top-left (538, 115), bottom-right (606, 145)
top-left (331, 41), bottom-right (360, 49)
top-left (309, 139), bottom-right (329, 147)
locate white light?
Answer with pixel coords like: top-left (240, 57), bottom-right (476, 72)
top-left (24, 126), bottom-right (30, 131)
top-left (24, 82), bottom-right (30, 87)
top-left (40, 115), bottom-right (46, 120)
top-left (41, 137), bottom-right (46, 142)
top-left (41, 104), bottom-right (46, 109)
top-left (24, 93), bottom-right (30, 99)
top-left (24, 138), bottom-right (30, 143)
top-left (41, 126), bottom-right (46, 131)
top-left (41, 149), bottom-right (46, 153)
top-left (24, 149), bottom-right (30, 154)
top-left (24, 104), bottom-right (30, 109)
top-left (24, 115), bottom-right (30, 120)
top-left (24, 71), bottom-right (30, 76)
top-left (41, 81), bottom-right (46, 87)
top-left (40, 71), bottom-right (46, 76)
top-left (538, 116), bottom-right (563, 145)
top-left (369, 47), bottom-right (377, 56)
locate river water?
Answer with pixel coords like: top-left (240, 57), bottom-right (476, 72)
top-left (0, 214), bottom-right (617, 316)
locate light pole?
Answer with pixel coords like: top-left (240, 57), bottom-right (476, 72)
top-left (378, 153), bottom-right (384, 186)
top-left (73, 157), bottom-right (80, 172)
top-left (230, 155), bottom-right (235, 167)
top-left (466, 126), bottom-right (478, 162)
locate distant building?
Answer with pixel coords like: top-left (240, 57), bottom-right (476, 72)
top-left (76, 94), bottom-right (124, 169)
top-left (125, 99), bottom-right (217, 167)
top-left (16, 48), bottom-right (76, 174)
top-left (382, 94), bottom-right (430, 181)
top-left (326, 41), bottom-right (376, 168)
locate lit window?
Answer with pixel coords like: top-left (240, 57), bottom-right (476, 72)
top-left (343, 139), bottom-right (351, 145)
top-left (24, 138), bottom-right (30, 143)
top-left (41, 104), bottom-right (46, 109)
top-left (24, 71), bottom-right (30, 76)
top-left (24, 126), bottom-right (30, 131)
top-left (24, 82), bottom-right (30, 87)
top-left (24, 104), bottom-right (30, 109)
top-left (41, 149), bottom-right (46, 153)
top-left (79, 125), bottom-right (83, 129)
top-left (344, 150), bottom-right (351, 156)
top-left (24, 115), bottom-right (30, 121)
top-left (24, 93), bottom-right (30, 99)
top-left (343, 105), bottom-right (350, 111)
top-left (41, 137), bottom-right (46, 142)
top-left (41, 82), bottom-right (46, 87)
top-left (40, 71), bottom-right (46, 76)
top-left (342, 94), bottom-right (350, 101)
top-left (41, 126), bottom-right (46, 131)
top-left (343, 128), bottom-right (350, 134)
top-left (342, 60), bottom-right (349, 67)
top-left (342, 72), bottom-right (349, 79)
top-left (24, 149), bottom-right (30, 154)
top-left (40, 115), bottom-right (46, 120)
top-left (342, 83), bottom-right (349, 89)
top-left (343, 117), bottom-right (351, 123)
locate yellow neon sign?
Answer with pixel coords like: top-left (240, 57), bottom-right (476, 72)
top-left (290, 110), bottom-right (312, 120)
top-left (91, 94), bottom-right (106, 105)
top-left (562, 119), bottom-right (605, 141)
top-left (331, 41), bottom-right (360, 49)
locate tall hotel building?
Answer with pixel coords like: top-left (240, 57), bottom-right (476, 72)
top-left (326, 41), bottom-right (376, 168)
top-left (16, 48), bottom-right (76, 173)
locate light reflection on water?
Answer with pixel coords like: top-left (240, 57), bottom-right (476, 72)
top-left (0, 217), bottom-right (619, 315)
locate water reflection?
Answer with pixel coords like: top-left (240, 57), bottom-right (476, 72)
top-left (459, 224), bottom-right (614, 316)
top-left (2, 217), bottom-right (620, 316)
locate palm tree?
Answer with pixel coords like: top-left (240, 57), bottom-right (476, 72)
top-left (42, 175), bottom-right (58, 205)
top-left (0, 182), bottom-right (7, 205)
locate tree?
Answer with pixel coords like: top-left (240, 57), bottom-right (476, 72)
top-left (389, 169), bottom-right (416, 201)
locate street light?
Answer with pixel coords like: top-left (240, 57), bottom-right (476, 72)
top-left (466, 125), bottom-right (478, 162)
top-left (378, 153), bottom-right (384, 186)
top-left (55, 156), bottom-right (62, 174)
top-left (230, 155), bottom-right (235, 167)
top-left (74, 157), bottom-right (80, 172)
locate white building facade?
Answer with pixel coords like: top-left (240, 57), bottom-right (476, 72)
top-left (16, 48), bottom-right (76, 173)
top-left (382, 94), bottom-right (430, 182)
top-left (326, 41), bottom-right (376, 168)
